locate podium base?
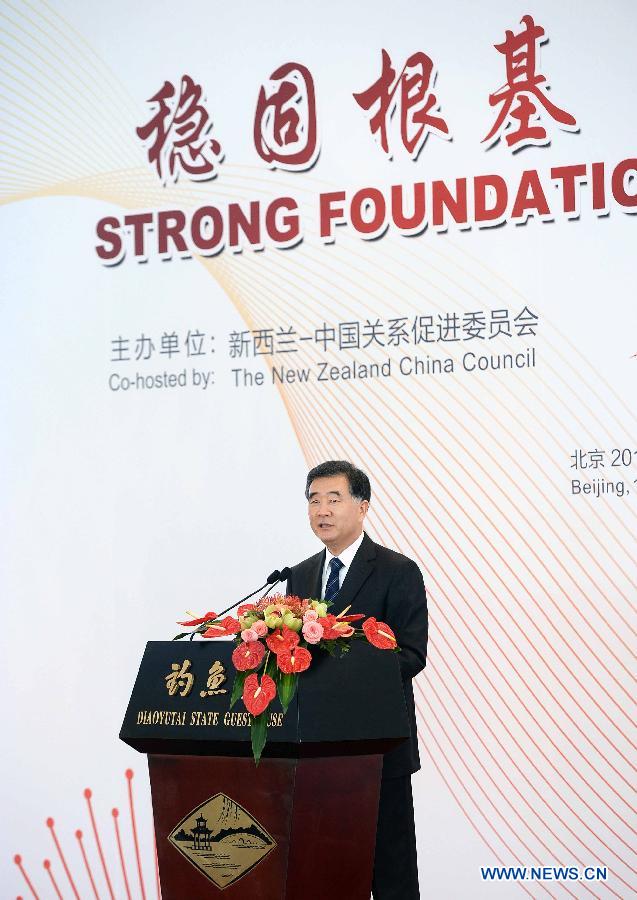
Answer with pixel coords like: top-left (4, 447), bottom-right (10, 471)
top-left (149, 753), bottom-right (382, 899)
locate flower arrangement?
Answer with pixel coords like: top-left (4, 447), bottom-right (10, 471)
top-left (174, 594), bottom-right (399, 762)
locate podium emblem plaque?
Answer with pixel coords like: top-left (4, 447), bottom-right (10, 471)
top-left (168, 792), bottom-right (277, 889)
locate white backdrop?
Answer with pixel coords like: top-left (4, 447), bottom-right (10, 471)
top-left (2, 1), bottom-right (635, 897)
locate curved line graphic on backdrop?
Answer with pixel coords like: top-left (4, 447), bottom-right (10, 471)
top-left (2, 3), bottom-right (636, 897)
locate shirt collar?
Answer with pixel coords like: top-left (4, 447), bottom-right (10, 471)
top-left (324, 530), bottom-right (365, 570)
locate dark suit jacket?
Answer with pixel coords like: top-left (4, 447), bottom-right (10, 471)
top-left (286, 532), bottom-right (428, 778)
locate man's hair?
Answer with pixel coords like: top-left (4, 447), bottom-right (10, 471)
top-left (305, 460), bottom-right (371, 502)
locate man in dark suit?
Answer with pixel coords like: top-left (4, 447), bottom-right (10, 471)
top-left (286, 460), bottom-right (428, 900)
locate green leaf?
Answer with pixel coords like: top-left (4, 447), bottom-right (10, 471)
top-left (229, 671), bottom-right (247, 709)
top-left (172, 632), bottom-right (189, 641)
top-left (251, 712), bottom-right (268, 765)
top-left (321, 640), bottom-right (338, 657)
top-left (277, 672), bottom-right (298, 713)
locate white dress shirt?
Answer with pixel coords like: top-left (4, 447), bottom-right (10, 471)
top-left (320, 531), bottom-right (365, 601)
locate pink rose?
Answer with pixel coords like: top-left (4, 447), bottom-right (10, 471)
top-left (303, 609), bottom-right (319, 622)
top-left (252, 619), bottom-right (268, 638)
top-left (241, 627), bottom-right (259, 642)
top-left (302, 620), bottom-right (324, 644)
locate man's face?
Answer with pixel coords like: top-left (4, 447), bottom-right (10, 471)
top-left (307, 474), bottom-right (368, 555)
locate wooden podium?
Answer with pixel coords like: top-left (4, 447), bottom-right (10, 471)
top-left (120, 640), bottom-right (409, 899)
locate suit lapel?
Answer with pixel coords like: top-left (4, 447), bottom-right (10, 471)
top-left (296, 549), bottom-right (324, 600)
top-left (311, 550), bottom-right (325, 599)
top-left (334, 533), bottom-right (377, 611)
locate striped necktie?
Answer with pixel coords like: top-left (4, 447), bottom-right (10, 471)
top-left (324, 557), bottom-right (344, 604)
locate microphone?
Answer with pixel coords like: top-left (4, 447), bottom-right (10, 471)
top-left (256, 566), bottom-right (291, 600)
top-left (215, 566), bottom-right (291, 619)
top-left (266, 569), bottom-right (283, 584)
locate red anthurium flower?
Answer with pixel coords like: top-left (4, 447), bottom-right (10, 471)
top-left (242, 673), bottom-right (277, 716)
top-left (318, 614), bottom-right (341, 640)
top-left (277, 645), bottom-right (312, 674)
top-left (332, 621), bottom-right (355, 638)
top-left (202, 616), bottom-right (241, 638)
top-left (232, 639), bottom-right (265, 671)
top-left (177, 611), bottom-right (218, 626)
top-left (237, 603), bottom-right (257, 617)
top-left (336, 613), bottom-right (365, 622)
top-left (362, 618), bottom-right (397, 650)
top-left (266, 626), bottom-right (300, 655)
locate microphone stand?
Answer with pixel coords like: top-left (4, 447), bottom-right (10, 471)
top-left (215, 580), bottom-right (273, 620)
top-left (215, 568), bottom-right (290, 620)
top-left (186, 568), bottom-right (291, 638)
